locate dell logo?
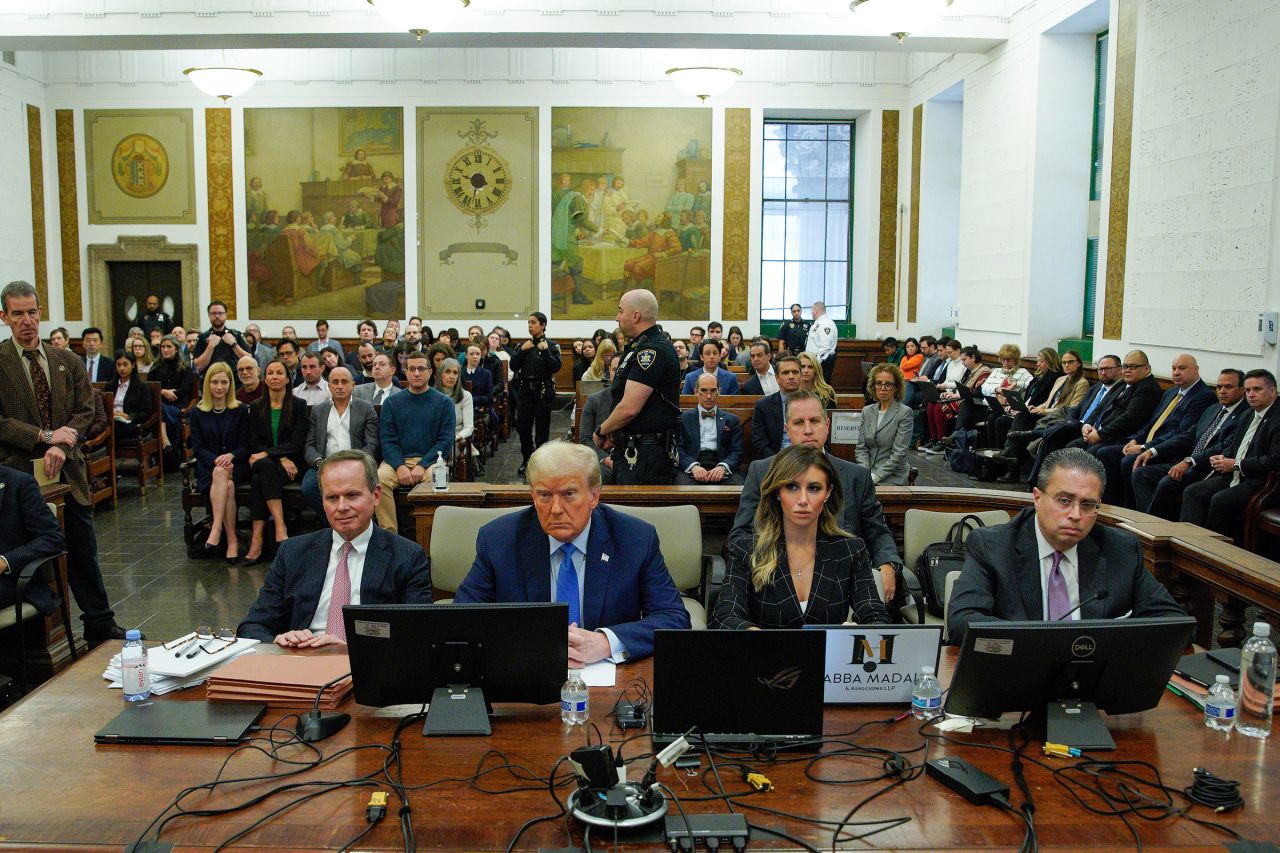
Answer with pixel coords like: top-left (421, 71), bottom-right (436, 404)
top-left (1071, 636), bottom-right (1097, 658)
top-left (758, 667), bottom-right (804, 690)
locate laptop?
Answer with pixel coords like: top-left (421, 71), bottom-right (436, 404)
top-left (1001, 389), bottom-right (1031, 414)
top-left (94, 701), bottom-right (266, 746)
top-left (810, 624), bottom-right (943, 704)
top-left (651, 630), bottom-right (825, 751)
top-left (916, 381), bottom-right (943, 404)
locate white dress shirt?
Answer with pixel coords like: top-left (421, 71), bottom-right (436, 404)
top-left (293, 379), bottom-right (331, 407)
top-left (1033, 521), bottom-right (1081, 621)
top-left (309, 524), bottom-right (374, 634)
top-left (754, 369), bottom-right (779, 395)
top-left (113, 379), bottom-right (129, 415)
top-left (805, 316), bottom-right (838, 361)
top-left (548, 521), bottom-right (627, 661)
top-left (1231, 404), bottom-right (1272, 486)
top-left (85, 353), bottom-right (101, 380)
top-left (326, 402), bottom-right (353, 454)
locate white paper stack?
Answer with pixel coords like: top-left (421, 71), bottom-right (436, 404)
top-left (103, 638), bottom-right (259, 695)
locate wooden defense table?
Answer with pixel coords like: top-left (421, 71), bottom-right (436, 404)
top-left (2, 644), bottom-right (1273, 851)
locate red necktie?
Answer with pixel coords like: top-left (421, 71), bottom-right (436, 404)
top-left (325, 541), bottom-right (354, 641)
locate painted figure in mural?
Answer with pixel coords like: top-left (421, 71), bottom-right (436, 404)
top-left (552, 174), bottom-right (593, 305)
top-left (693, 179), bottom-right (712, 219)
top-left (623, 212), bottom-right (682, 287)
top-left (342, 147), bottom-right (376, 180)
top-left (246, 176), bottom-right (268, 224)
top-left (374, 171), bottom-right (403, 227)
top-left (282, 210), bottom-right (323, 279)
top-left (341, 199), bottom-right (374, 230)
top-left (602, 176), bottom-right (629, 240)
top-left (621, 209), bottom-right (647, 242)
top-left (693, 210), bottom-right (711, 251)
top-left (676, 210), bottom-right (701, 251)
top-left (587, 175), bottom-right (609, 233)
top-left (664, 178), bottom-right (695, 223)
top-left (319, 212), bottom-right (364, 278)
top-left (259, 210), bottom-right (281, 233)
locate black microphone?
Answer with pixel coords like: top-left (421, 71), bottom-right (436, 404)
top-left (296, 671), bottom-right (352, 743)
top-left (1056, 590), bottom-right (1108, 621)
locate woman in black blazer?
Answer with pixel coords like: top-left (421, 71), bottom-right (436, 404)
top-left (188, 362), bottom-right (251, 562)
top-left (244, 359), bottom-right (309, 564)
top-left (105, 351), bottom-right (153, 442)
top-left (148, 335), bottom-right (195, 462)
top-left (713, 445), bottom-right (889, 629)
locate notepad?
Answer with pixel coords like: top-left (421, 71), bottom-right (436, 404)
top-left (149, 637), bottom-right (260, 678)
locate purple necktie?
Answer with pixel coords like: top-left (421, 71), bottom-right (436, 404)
top-left (1047, 551), bottom-right (1071, 620)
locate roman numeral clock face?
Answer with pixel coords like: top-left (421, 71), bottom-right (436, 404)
top-left (445, 146), bottom-right (512, 230)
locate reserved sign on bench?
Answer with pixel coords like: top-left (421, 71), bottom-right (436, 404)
top-left (831, 410), bottom-right (861, 445)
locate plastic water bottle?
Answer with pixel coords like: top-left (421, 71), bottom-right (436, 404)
top-left (561, 670), bottom-right (589, 725)
top-left (1203, 674), bottom-right (1236, 732)
top-left (1235, 622), bottom-right (1276, 739)
top-left (911, 665), bottom-right (943, 721)
top-left (432, 451), bottom-right (448, 491)
top-left (121, 629), bottom-right (151, 702)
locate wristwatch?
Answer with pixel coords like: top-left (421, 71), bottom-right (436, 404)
top-left (594, 428), bottom-right (606, 442)
top-left (40, 429), bottom-right (53, 444)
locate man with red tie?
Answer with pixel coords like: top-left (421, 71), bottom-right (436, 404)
top-left (236, 450), bottom-right (431, 647)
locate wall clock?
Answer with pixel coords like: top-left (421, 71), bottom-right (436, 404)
top-left (444, 119), bottom-right (511, 231)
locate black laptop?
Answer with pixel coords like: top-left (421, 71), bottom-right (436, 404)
top-left (94, 701), bottom-right (266, 746)
top-left (651, 630), bottom-right (825, 751)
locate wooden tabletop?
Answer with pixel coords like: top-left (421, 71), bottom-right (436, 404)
top-left (0, 644), bottom-right (1274, 851)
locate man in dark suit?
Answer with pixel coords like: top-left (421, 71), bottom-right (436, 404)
top-left (577, 384), bottom-right (616, 484)
top-left (0, 465), bottom-right (67, 618)
top-left (749, 355), bottom-right (802, 460)
top-left (1092, 354), bottom-right (1215, 505)
top-left (1179, 369), bottom-right (1280, 543)
top-left (734, 390), bottom-right (903, 601)
top-left (301, 367), bottom-right (380, 523)
top-left (949, 448), bottom-right (1184, 645)
top-left (80, 327), bottom-right (112, 383)
top-left (1026, 355), bottom-right (1123, 486)
top-left (0, 280), bottom-right (124, 646)
top-left (1126, 369), bottom-right (1247, 519)
top-left (455, 440), bottom-right (690, 664)
top-left (677, 373), bottom-right (744, 485)
top-left (238, 450), bottom-right (432, 647)
top-left (740, 340), bottom-right (778, 396)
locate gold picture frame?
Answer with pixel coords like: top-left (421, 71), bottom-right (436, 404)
top-left (84, 109), bottom-right (196, 225)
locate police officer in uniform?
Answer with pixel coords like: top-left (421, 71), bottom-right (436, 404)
top-left (512, 311), bottom-right (562, 479)
top-left (777, 302), bottom-right (811, 356)
top-left (593, 289), bottom-right (681, 485)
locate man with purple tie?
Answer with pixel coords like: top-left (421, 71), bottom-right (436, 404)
top-left (948, 448), bottom-right (1184, 646)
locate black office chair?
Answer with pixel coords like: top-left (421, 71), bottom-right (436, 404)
top-left (0, 551), bottom-right (75, 695)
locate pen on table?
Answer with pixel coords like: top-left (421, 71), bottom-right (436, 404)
top-left (1043, 742), bottom-right (1082, 758)
top-left (174, 636), bottom-right (202, 658)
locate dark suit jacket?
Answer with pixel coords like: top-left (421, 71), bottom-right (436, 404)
top-left (0, 466), bottom-right (67, 616)
top-left (947, 507), bottom-right (1184, 645)
top-left (733, 452), bottom-right (900, 570)
top-left (237, 525), bottom-right (432, 641)
top-left (579, 388), bottom-right (614, 468)
top-left (678, 408), bottom-right (744, 473)
top-left (1129, 380), bottom-right (1215, 447)
top-left (749, 392), bottom-right (785, 460)
top-left (1067, 380), bottom-right (1115, 424)
top-left (84, 355), bottom-right (114, 383)
top-left (304, 399), bottom-right (380, 467)
top-left (105, 377), bottom-right (153, 424)
top-left (248, 397), bottom-right (310, 467)
top-left (1097, 375), bottom-right (1162, 443)
top-left (741, 372), bottom-right (770, 396)
top-left (714, 532), bottom-right (888, 629)
top-left (1180, 403), bottom-right (1250, 468)
top-left (1218, 403), bottom-right (1280, 488)
top-left (0, 340), bottom-right (96, 506)
top-left (454, 505), bottom-right (691, 660)
top-left (188, 406), bottom-right (252, 491)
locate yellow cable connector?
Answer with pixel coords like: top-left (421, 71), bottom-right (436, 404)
top-left (746, 772), bottom-right (772, 792)
top-left (366, 791), bottom-right (389, 822)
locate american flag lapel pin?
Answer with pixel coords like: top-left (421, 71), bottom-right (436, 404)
top-left (601, 553), bottom-right (610, 563)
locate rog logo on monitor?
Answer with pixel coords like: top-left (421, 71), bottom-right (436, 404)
top-left (1071, 636), bottom-right (1097, 658)
top-left (758, 667), bottom-right (804, 690)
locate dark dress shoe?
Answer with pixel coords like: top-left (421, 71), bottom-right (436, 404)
top-left (84, 622), bottom-right (136, 648)
top-left (997, 470), bottom-right (1022, 483)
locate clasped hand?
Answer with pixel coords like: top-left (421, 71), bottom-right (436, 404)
top-left (568, 623), bottom-right (610, 667)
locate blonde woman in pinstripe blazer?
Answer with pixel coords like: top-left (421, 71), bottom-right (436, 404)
top-left (714, 445), bottom-right (889, 630)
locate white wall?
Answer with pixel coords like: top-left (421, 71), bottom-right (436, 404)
top-left (916, 97), bottom-right (963, 334)
top-left (0, 60), bottom-right (45, 341)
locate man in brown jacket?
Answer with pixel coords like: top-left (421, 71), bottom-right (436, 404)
top-left (0, 280), bottom-right (124, 646)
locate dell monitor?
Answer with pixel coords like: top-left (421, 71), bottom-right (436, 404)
top-left (343, 603), bottom-right (568, 737)
top-left (945, 616), bottom-right (1196, 750)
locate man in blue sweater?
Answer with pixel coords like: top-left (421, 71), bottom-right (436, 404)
top-left (375, 350), bottom-right (455, 532)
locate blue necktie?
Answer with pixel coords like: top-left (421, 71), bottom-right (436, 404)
top-left (555, 543), bottom-right (580, 627)
top-left (1081, 384), bottom-right (1109, 424)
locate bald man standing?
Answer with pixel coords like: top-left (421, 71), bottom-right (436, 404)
top-left (1091, 354), bottom-right (1214, 506)
top-left (594, 289), bottom-right (681, 484)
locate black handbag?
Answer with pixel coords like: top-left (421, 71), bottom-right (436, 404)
top-left (915, 514), bottom-right (987, 618)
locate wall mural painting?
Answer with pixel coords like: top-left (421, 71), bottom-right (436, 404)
top-left (243, 107), bottom-right (406, 320)
top-left (550, 107), bottom-right (712, 321)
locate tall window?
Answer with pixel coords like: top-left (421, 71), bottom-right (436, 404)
top-left (1083, 31), bottom-right (1109, 338)
top-left (760, 121), bottom-right (854, 322)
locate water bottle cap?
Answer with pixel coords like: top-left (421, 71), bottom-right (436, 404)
top-left (1215, 674), bottom-right (1230, 684)
top-left (921, 666), bottom-right (934, 675)
top-left (1253, 621), bottom-right (1271, 638)
top-left (124, 629), bottom-right (141, 641)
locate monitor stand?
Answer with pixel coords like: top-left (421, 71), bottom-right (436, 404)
top-left (1046, 701), bottom-right (1116, 751)
top-left (423, 685), bottom-right (492, 736)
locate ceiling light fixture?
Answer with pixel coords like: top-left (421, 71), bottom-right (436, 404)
top-left (183, 67), bottom-right (262, 101)
top-left (368, 0), bottom-right (471, 42)
top-left (850, 0), bottom-right (952, 44)
top-left (666, 67), bottom-right (743, 102)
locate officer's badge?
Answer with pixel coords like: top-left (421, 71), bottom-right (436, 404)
top-left (637, 349), bottom-right (656, 370)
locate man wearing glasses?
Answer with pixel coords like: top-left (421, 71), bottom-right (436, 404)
top-left (948, 448), bottom-right (1184, 645)
top-left (234, 356), bottom-right (264, 405)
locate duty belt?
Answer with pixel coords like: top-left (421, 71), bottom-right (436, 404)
top-left (618, 430), bottom-right (678, 466)
top-left (619, 431), bottom-right (671, 445)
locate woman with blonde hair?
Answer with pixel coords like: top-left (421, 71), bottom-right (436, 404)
top-left (128, 335), bottom-right (153, 375)
top-left (188, 362), bottom-right (251, 562)
top-left (797, 351), bottom-right (836, 407)
top-left (581, 339), bottom-right (617, 382)
top-left (713, 445), bottom-right (889, 629)
top-left (984, 346), bottom-right (1062, 449)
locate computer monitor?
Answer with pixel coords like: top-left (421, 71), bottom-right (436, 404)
top-left (945, 616), bottom-right (1195, 750)
top-left (343, 603), bottom-right (568, 737)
